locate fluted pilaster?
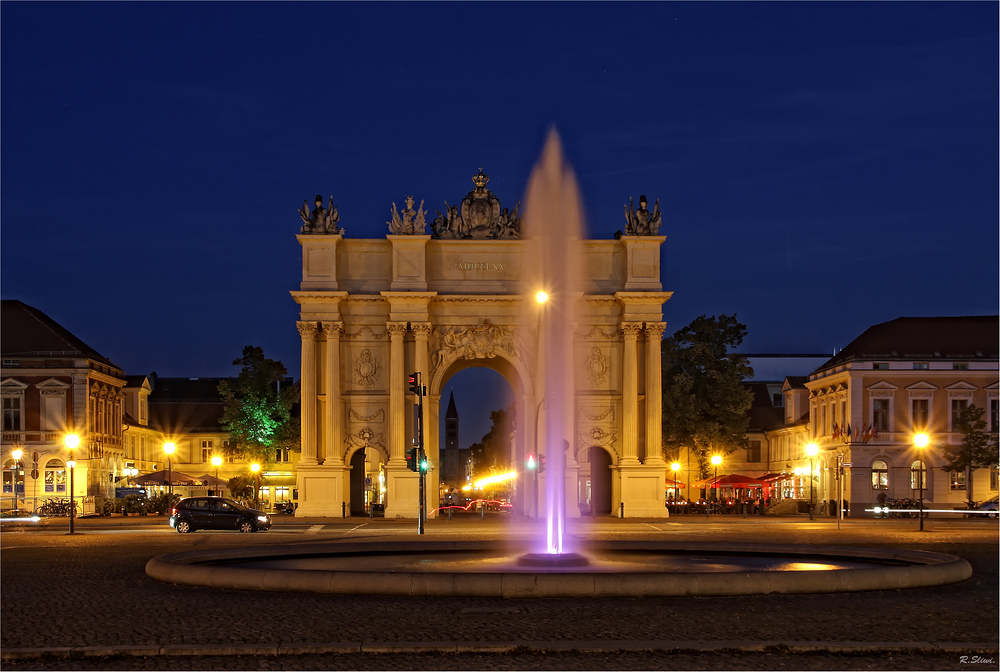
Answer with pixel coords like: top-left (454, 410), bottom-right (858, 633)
top-left (644, 321), bottom-right (666, 465)
top-left (387, 321), bottom-right (409, 462)
top-left (620, 321), bottom-right (643, 464)
top-left (297, 321), bottom-right (320, 466)
top-left (321, 321), bottom-right (344, 466)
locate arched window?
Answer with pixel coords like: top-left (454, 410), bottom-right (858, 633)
top-left (44, 459), bottom-right (66, 493)
top-left (871, 460), bottom-right (889, 490)
top-left (910, 460), bottom-right (927, 490)
top-left (3, 459), bottom-right (22, 493)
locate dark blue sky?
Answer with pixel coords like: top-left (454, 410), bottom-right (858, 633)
top-left (3, 3), bottom-right (997, 448)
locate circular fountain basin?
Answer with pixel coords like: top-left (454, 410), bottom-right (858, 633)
top-left (145, 540), bottom-right (971, 598)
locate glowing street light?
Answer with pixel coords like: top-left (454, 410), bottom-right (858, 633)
top-left (535, 290), bottom-right (549, 304)
top-left (251, 463), bottom-right (261, 509)
top-left (914, 433), bottom-right (929, 531)
top-left (709, 454), bottom-right (722, 517)
top-left (10, 448), bottom-right (23, 512)
top-left (64, 433), bottom-right (79, 534)
top-left (163, 442), bottom-right (176, 498)
top-left (805, 443), bottom-right (819, 520)
top-left (212, 455), bottom-right (223, 496)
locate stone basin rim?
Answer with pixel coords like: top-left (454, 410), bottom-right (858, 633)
top-left (145, 540), bottom-right (972, 598)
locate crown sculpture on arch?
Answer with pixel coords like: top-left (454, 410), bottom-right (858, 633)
top-left (299, 195), bottom-right (342, 234)
top-left (390, 168), bottom-right (522, 239)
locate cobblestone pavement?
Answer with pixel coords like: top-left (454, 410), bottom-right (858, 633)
top-left (2, 516), bottom-right (997, 670)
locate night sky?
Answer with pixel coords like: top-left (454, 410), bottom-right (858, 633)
top-left (3, 3), bottom-right (997, 449)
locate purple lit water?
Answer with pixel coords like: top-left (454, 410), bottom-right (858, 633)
top-left (522, 130), bottom-right (585, 555)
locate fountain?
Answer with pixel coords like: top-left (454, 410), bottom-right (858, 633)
top-left (145, 131), bottom-right (972, 597)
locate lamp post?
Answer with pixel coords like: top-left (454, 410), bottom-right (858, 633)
top-left (163, 442), bottom-right (175, 499)
top-left (250, 463), bottom-right (261, 509)
top-left (709, 454), bottom-right (722, 517)
top-left (914, 433), bottom-right (929, 532)
top-left (11, 448), bottom-right (23, 512)
top-left (805, 443), bottom-right (818, 520)
top-left (670, 462), bottom-right (681, 512)
top-left (64, 433), bottom-right (79, 534)
top-left (212, 456), bottom-right (223, 496)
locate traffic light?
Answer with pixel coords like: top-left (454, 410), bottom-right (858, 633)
top-left (538, 454), bottom-right (546, 473)
top-left (405, 447), bottom-right (417, 472)
top-left (408, 372), bottom-right (421, 396)
top-left (526, 454), bottom-right (536, 470)
top-left (419, 449), bottom-right (428, 473)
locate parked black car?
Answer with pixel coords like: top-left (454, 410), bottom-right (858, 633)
top-left (168, 496), bottom-right (272, 533)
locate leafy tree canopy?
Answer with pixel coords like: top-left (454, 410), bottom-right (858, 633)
top-left (940, 403), bottom-right (999, 506)
top-left (661, 314), bottom-right (754, 476)
top-left (468, 406), bottom-right (516, 476)
top-left (218, 346), bottom-right (300, 465)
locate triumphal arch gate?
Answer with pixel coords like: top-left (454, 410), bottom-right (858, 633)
top-left (292, 171), bottom-right (672, 518)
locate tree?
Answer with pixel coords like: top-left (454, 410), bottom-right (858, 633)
top-left (226, 472), bottom-right (256, 506)
top-left (661, 314), bottom-right (754, 477)
top-left (940, 404), bottom-right (999, 507)
top-left (218, 346), bottom-right (300, 466)
top-left (468, 406), bottom-right (516, 475)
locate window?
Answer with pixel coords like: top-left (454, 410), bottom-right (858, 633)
top-left (747, 441), bottom-right (761, 462)
top-left (872, 363), bottom-right (889, 370)
top-left (201, 440), bottom-right (213, 463)
top-left (950, 470), bottom-right (966, 491)
top-left (953, 362), bottom-right (969, 371)
top-left (951, 399), bottom-right (968, 431)
top-left (44, 460), bottom-right (66, 493)
top-left (991, 399), bottom-right (999, 434)
top-left (873, 399), bottom-right (890, 432)
top-left (990, 468), bottom-right (998, 491)
top-left (130, 436), bottom-right (136, 459)
top-left (2, 396), bottom-right (22, 432)
top-left (913, 362), bottom-right (929, 370)
top-left (140, 399), bottom-right (146, 421)
top-left (911, 399), bottom-right (929, 430)
top-left (871, 460), bottom-right (888, 490)
top-left (910, 460), bottom-right (927, 490)
top-left (772, 393), bottom-right (783, 407)
top-left (820, 406), bottom-right (827, 435)
top-left (275, 448), bottom-right (290, 463)
top-left (274, 486), bottom-right (290, 502)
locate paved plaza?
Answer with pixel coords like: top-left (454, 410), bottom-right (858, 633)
top-left (1, 514), bottom-right (997, 670)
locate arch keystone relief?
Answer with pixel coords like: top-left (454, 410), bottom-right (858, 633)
top-left (292, 172), bottom-right (672, 518)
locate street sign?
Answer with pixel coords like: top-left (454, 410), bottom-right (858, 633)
top-left (30, 469), bottom-right (39, 480)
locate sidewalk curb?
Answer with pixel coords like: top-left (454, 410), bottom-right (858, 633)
top-left (2, 640), bottom-right (997, 660)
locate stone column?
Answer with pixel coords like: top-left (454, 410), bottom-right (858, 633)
top-left (644, 322), bottom-right (666, 465)
top-left (620, 322), bottom-right (643, 465)
top-left (297, 321), bottom-right (319, 466)
top-left (321, 321), bottom-right (344, 466)
top-left (387, 321), bottom-right (409, 462)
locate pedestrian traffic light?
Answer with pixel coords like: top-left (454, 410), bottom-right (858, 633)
top-left (538, 454), bottom-right (546, 473)
top-left (408, 372), bottom-right (421, 396)
top-left (419, 450), bottom-right (428, 473)
top-left (405, 447), bottom-right (417, 472)
top-left (526, 454), bottom-right (536, 469)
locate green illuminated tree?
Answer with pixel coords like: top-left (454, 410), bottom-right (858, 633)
top-left (940, 403), bottom-right (999, 507)
top-left (218, 346), bottom-right (300, 466)
top-left (660, 314), bottom-right (754, 477)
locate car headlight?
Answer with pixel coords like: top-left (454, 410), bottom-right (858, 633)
top-left (257, 515), bottom-right (268, 522)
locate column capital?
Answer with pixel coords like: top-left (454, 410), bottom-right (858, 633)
top-left (386, 321), bottom-right (408, 338)
top-left (320, 321), bottom-right (344, 339)
top-left (620, 321), bottom-right (643, 339)
top-left (410, 322), bottom-right (432, 339)
top-left (297, 321), bottom-right (319, 338)
top-left (644, 321), bottom-right (667, 338)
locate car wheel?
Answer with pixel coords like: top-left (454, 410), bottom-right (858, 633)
top-left (989, 512), bottom-right (997, 519)
top-left (176, 520), bottom-right (192, 534)
top-left (239, 521), bottom-right (256, 533)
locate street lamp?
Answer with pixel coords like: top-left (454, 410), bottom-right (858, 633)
top-left (11, 448), bottom-right (23, 512)
top-left (709, 454), bottom-right (722, 517)
top-left (914, 433), bottom-right (929, 531)
top-left (670, 462), bottom-right (681, 510)
top-left (250, 463), bottom-right (261, 509)
top-left (124, 467), bottom-right (138, 486)
top-left (212, 456), bottom-right (223, 496)
top-left (64, 433), bottom-right (79, 534)
top-left (805, 443), bottom-right (819, 520)
top-left (163, 442), bottom-right (176, 499)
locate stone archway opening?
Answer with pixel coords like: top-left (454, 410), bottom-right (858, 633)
top-left (347, 445), bottom-right (387, 517)
top-left (583, 446), bottom-right (614, 515)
